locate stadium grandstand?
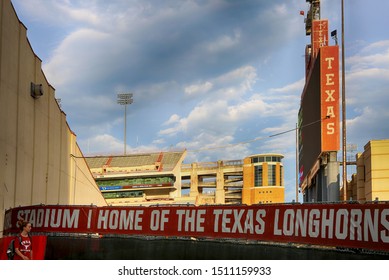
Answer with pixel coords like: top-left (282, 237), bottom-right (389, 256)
top-left (85, 151), bottom-right (187, 205)
top-left (85, 151), bottom-right (285, 206)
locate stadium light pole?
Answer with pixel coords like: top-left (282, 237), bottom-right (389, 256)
top-left (341, 0), bottom-right (347, 201)
top-left (295, 123), bottom-right (299, 203)
top-left (117, 93), bottom-right (133, 155)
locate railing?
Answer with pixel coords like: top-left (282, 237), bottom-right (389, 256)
top-left (181, 159), bottom-right (243, 171)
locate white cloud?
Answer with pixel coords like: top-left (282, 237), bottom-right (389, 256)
top-left (184, 81), bottom-right (213, 97)
top-left (80, 133), bottom-right (162, 156)
top-left (164, 114), bottom-right (181, 125)
top-left (159, 67), bottom-right (302, 159)
top-left (44, 28), bottom-right (110, 86)
top-left (204, 29), bottom-right (241, 53)
top-left (56, 2), bottom-right (100, 25)
top-left (80, 134), bottom-right (124, 156)
top-left (14, 0), bottom-right (101, 26)
top-left (345, 40), bottom-right (389, 109)
top-left (227, 95), bottom-right (267, 120)
top-left (269, 78), bottom-right (304, 94)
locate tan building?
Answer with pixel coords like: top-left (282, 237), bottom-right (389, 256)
top-left (85, 154), bottom-right (285, 206)
top-left (85, 151), bottom-right (187, 206)
top-left (86, 154), bottom-right (245, 206)
top-left (344, 140), bottom-right (389, 202)
top-left (0, 0), bottom-right (107, 236)
top-left (242, 154), bottom-right (285, 205)
top-left (181, 160), bottom-right (244, 205)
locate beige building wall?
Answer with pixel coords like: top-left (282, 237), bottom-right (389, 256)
top-left (345, 140), bottom-right (389, 202)
top-left (0, 0), bottom-right (107, 236)
top-left (363, 140), bottom-right (389, 200)
top-left (242, 154), bottom-right (285, 205)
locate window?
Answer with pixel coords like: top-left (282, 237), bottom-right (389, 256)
top-left (268, 165), bottom-right (276, 186)
top-left (272, 156), bottom-right (281, 162)
top-left (252, 157), bottom-right (264, 163)
top-left (254, 166), bottom-right (263, 186)
top-left (280, 166), bottom-right (283, 185)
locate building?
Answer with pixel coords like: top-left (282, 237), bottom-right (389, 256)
top-left (344, 140), bottom-right (389, 202)
top-left (242, 154), bottom-right (285, 205)
top-left (0, 0), bottom-right (107, 236)
top-left (86, 153), bottom-right (285, 206)
top-left (181, 159), bottom-right (244, 205)
top-left (85, 151), bottom-right (186, 206)
top-left (86, 153), bottom-right (245, 206)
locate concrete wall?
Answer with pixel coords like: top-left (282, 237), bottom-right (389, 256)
top-left (0, 0), bottom-right (107, 236)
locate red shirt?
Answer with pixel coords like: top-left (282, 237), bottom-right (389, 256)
top-left (14, 234), bottom-right (33, 260)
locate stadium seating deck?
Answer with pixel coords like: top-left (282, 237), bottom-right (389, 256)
top-left (85, 151), bottom-right (185, 171)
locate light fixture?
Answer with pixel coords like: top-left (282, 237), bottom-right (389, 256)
top-left (331, 29), bottom-right (338, 45)
top-left (30, 82), bottom-right (43, 99)
top-left (117, 93), bottom-right (133, 155)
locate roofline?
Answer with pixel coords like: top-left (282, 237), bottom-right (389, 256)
top-left (246, 153), bottom-right (284, 159)
top-left (84, 150), bottom-right (187, 159)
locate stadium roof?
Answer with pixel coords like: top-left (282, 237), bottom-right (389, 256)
top-left (85, 150), bottom-right (186, 172)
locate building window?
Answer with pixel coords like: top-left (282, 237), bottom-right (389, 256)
top-left (268, 165), bottom-right (276, 186)
top-left (252, 157), bottom-right (265, 163)
top-left (280, 166), bottom-right (283, 186)
top-left (254, 165), bottom-right (263, 186)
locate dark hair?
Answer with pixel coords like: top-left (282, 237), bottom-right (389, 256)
top-left (17, 219), bottom-right (30, 231)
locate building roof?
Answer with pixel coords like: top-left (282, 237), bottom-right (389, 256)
top-left (246, 153), bottom-right (284, 159)
top-left (85, 151), bottom-right (186, 174)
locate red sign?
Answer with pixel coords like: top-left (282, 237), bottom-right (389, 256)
top-left (321, 46), bottom-right (340, 151)
top-left (3, 204), bottom-right (389, 252)
top-left (311, 20), bottom-right (328, 58)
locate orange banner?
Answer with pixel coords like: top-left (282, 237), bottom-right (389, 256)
top-left (321, 46), bottom-right (340, 151)
top-left (312, 20), bottom-right (328, 58)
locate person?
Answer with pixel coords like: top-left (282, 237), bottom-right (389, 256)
top-left (14, 219), bottom-right (33, 260)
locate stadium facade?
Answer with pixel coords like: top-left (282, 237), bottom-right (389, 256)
top-left (85, 152), bottom-right (285, 206)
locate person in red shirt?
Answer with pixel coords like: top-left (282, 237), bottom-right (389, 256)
top-left (14, 219), bottom-right (33, 260)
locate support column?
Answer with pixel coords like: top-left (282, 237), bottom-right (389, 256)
top-left (319, 168), bottom-right (326, 202)
top-left (356, 153), bottom-right (365, 202)
top-left (215, 160), bottom-right (225, 204)
top-left (189, 162), bottom-right (199, 199)
top-left (242, 158), bottom-right (253, 205)
top-left (327, 151), bottom-right (340, 201)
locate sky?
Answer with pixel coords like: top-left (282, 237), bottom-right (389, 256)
top-left (11, 0), bottom-right (389, 202)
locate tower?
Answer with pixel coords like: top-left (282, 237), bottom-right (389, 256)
top-left (298, 0), bottom-right (340, 202)
top-left (242, 154), bottom-right (285, 205)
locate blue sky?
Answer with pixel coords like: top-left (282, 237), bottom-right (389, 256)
top-left (11, 0), bottom-right (389, 202)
